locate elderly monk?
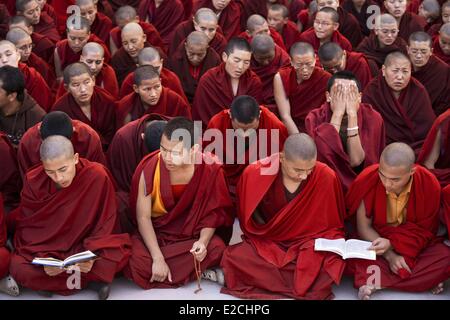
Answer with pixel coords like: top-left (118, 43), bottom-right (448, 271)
top-left (267, 4), bottom-right (302, 52)
top-left (193, 37), bottom-right (263, 127)
top-left (9, 135), bottom-right (131, 299)
top-left (124, 117), bottom-right (234, 289)
top-left (346, 143), bottom-right (450, 300)
top-left (167, 31), bottom-right (221, 104)
top-left (18, 111), bottom-right (106, 178)
top-left (221, 133), bottom-right (346, 299)
top-left (407, 32), bottom-right (450, 116)
top-left (169, 8), bottom-right (227, 56)
top-left (433, 23), bottom-right (450, 64)
top-left (250, 34), bottom-right (290, 113)
top-left (75, 0), bottom-right (112, 46)
top-left (383, 0), bottom-right (426, 42)
top-left (238, 14), bottom-right (287, 52)
top-left (52, 63), bottom-right (116, 149)
top-left (116, 66), bottom-right (191, 128)
top-left (274, 42), bottom-right (331, 134)
top-left (356, 14), bottom-right (409, 76)
top-left (306, 71), bottom-right (385, 192)
top-left (362, 51), bottom-right (435, 155)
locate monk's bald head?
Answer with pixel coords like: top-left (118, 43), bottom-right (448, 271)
top-left (283, 133), bottom-right (317, 162)
top-left (251, 34), bottom-right (275, 65)
top-left (66, 15), bottom-right (91, 33)
top-left (122, 22), bottom-right (144, 37)
top-left (247, 14), bottom-right (269, 34)
top-left (382, 51), bottom-right (411, 91)
top-left (186, 31), bottom-right (209, 47)
top-left (384, 51), bottom-right (410, 67)
top-left (134, 65), bottom-right (160, 86)
top-left (185, 32), bottom-right (209, 66)
top-left (121, 22), bottom-right (146, 58)
top-left (6, 27), bottom-right (31, 45)
top-left (194, 8), bottom-right (219, 24)
top-left (290, 41), bottom-right (315, 58)
top-left (375, 13), bottom-right (398, 29)
top-left (379, 143), bottom-right (416, 193)
top-left (63, 62), bottom-right (92, 85)
top-left (40, 135), bottom-right (75, 162)
top-left (6, 27), bottom-right (32, 61)
top-left (419, 0), bottom-right (440, 20)
top-left (441, 22), bottom-right (450, 36)
top-left (381, 143), bottom-right (415, 170)
top-left (193, 8), bottom-right (219, 43)
top-left (115, 6), bottom-right (138, 27)
top-left (80, 42), bottom-right (104, 75)
top-left (9, 15), bottom-right (32, 34)
top-left (81, 41), bottom-right (104, 57)
top-left (138, 46), bottom-right (161, 65)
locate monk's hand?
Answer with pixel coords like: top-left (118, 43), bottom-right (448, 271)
top-left (75, 260), bottom-right (95, 273)
top-left (190, 241), bottom-right (207, 262)
top-left (44, 266), bottom-right (65, 277)
top-left (151, 257), bottom-right (172, 283)
top-left (345, 84), bottom-right (360, 117)
top-left (369, 237), bottom-right (391, 255)
top-left (385, 252), bottom-right (412, 275)
top-left (331, 83), bottom-right (346, 116)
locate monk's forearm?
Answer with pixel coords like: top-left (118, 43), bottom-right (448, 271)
top-left (346, 114), bottom-right (365, 167)
top-left (198, 228), bottom-right (215, 247)
top-left (138, 218), bottom-right (164, 260)
top-left (357, 225), bottom-right (381, 243)
top-left (330, 112), bottom-right (344, 133)
top-left (281, 115), bottom-right (300, 135)
top-left (423, 129), bottom-right (441, 169)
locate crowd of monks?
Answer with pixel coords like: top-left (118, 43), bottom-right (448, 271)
top-left (0, 0), bottom-right (449, 300)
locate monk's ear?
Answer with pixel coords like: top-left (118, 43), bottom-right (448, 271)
top-left (7, 92), bottom-right (18, 103)
top-left (222, 52), bottom-right (228, 63)
top-left (410, 166), bottom-right (417, 176)
top-left (133, 16), bottom-right (140, 23)
top-left (326, 91), bottom-right (331, 102)
top-left (381, 65), bottom-right (386, 77)
top-left (73, 152), bottom-right (79, 164)
top-left (333, 22), bottom-right (339, 32)
top-left (142, 34), bottom-right (147, 42)
top-left (141, 133), bottom-right (145, 140)
top-left (133, 84), bottom-right (139, 93)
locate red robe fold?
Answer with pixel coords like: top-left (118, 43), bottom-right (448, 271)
top-left (305, 103), bottom-right (385, 192)
top-left (238, 27), bottom-right (287, 52)
top-left (107, 0), bottom-right (140, 11)
top-left (31, 32), bottom-right (55, 63)
top-left (193, 63), bottom-right (263, 127)
top-left (288, 0), bottom-right (307, 22)
top-left (433, 37), bottom-right (450, 65)
top-left (238, 0), bottom-right (288, 19)
top-left (9, 158), bottom-right (132, 294)
top-left (51, 87), bottom-right (116, 148)
top-left (397, 12), bottom-right (426, 42)
top-left (116, 88), bottom-right (191, 129)
top-left (0, 194), bottom-right (10, 279)
top-left (281, 21), bottom-right (302, 52)
top-left (19, 63), bottom-right (54, 112)
top-left (278, 66), bottom-right (331, 132)
top-left (90, 12), bottom-right (113, 46)
top-left (17, 120), bottom-right (106, 178)
top-left (33, 12), bottom-right (60, 44)
top-left (0, 133), bottom-right (21, 209)
top-left (344, 51), bottom-right (373, 89)
top-left (342, 0), bottom-right (378, 36)
top-left (346, 164), bottom-right (450, 291)
top-left (417, 110), bottom-right (450, 187)
top-left (443, 185), bottom-right (450, 239)
top-left (110, 47), bottom-right (138, 86)
top-left (124, 151), bottom-right (234, 289)
top-left (362, 75), bottom-right (436, 154)
top-left (221, 154), bottom-right (346, 299)
top-left (180, 0), bottom-right (193, 19)
top-left (299, 28), bottom-right (353, 53)
top-left (0, 4), bottom-right (10, 40)
top-left (25, 52), bottom-right (57, 94)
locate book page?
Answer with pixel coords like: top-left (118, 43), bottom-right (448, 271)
top-left (63, 251), bottom-right (97, 267)
top-left (344, 240), bottom-right (376, 260)
top-left (32, 257), bottom-right (64, 268)
top-left (314, 238), bottom-right (346, 257)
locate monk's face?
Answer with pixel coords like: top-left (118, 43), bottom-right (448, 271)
top-left (35, 0), bottom-right (46, 9)
top-left (327, 79), bottom-right (361, 112)
top-left (378, 160), bottom-right (415, 194)
top-left (384, 0), bottom-right (407, 19)
top-left (0, 81), bottom-right (17, 108)
top-left (280, 154), bottom-right (316, 182)
top-left (43, 153), bottom-right (79, 189)
top-left (20, 0), bottom-right (41, 25)
top-left (222, 49), bottom-right (252, 79)
top-left (122, 32), bottom-right (146, 58)
top-left (253, 48), bottom-right (275, 66)
top-left (79, 2), bottom-right (98, 26)
top-left (407, 40), bottom-right (432, 68)
top-left (382, 58), bottom-right (411, 93)
top-left (321, 51), bottom-right (346, 73)
top-left (317, 0), bottom-right (340, 11)
top-left (443, 6), bottom-right (450, 24)
top-left (267, 9), bottom-right (287, 33)
top-left (193, 19), bottom-right (218, 42)
top-left (9, 22), bottom-right (33, 35)
top-left (313, 12), bottom-right (338, 40)
top-left (291, 53), bottom-right (316, 80)
top-left (439, 32), bottom-right (450, 55)
top-left (249, 22), bottom-right (271, 38)
top-left (80, 51), bottom-right (104, 76)
top-left (160, 134), bottom-right (194, 169)
top-left (185, 42), bottom-right (208, 67)
top-left (375, 23), bottom-right (399, 46)
top-left (230, 112), bottom-right (261, 135)
top-left (67, 29), bottom-right (90, 53)
top-left (0, 44), bottom-right (21, 67)
top-left (212, 0), bottom-right (231, 11)
top-left (66, 73), bottom-right (95, 105)
top-left (15, 36), bottom-right (34, 62)
top-left (134, 77), bottom-right (162, 106)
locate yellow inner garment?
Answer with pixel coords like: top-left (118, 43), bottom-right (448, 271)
top-left (386, 177), bottom-right (413, 226)
top-left (151, 155), bottom-right (168, 218)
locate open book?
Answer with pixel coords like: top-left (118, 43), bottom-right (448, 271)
top-left (314, 238), bottom-right (376, 260)
top-left (32, 251), bottom-right (97, 268)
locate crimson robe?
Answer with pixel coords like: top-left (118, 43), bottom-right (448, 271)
top-left (124, 151), bottom-right (234, 289)
top-left (432, 37), bottom-right (450, 65)
top-left (278, 66), bottom-right (331, 132)
top-left (238, 0), bottom-right (288, 19)
top-left (33, 11), bottom-right (60, 44)
top-left (46, 0), bottom-right (73, 34)
top-left (397, 12), bottom-right (426, 42)
top-left (51, 87), bottom-right (116, 148)
top-left (305, 103), bottom-right (385, 192)
top-left (193, 63), bottom-right (263, 127)
top-left (299, 28), bottom-right (353, 53)
top-left (343, 51), bottom-right (373, 89)
top-left (19, 63), bottom-right (54, 112)
top-left (288, 0), bottom-right (307, 22)
top-left (107, 0), bottom-right (140, 11)
top-left (346, 164), bottom-right (450, 291)
top-left (0, 133), bottom-right (21, 209)
top-left (0, 194), bottom-right (10, 279)
top-left (238, 27), bottom-right (287, 52)
top-left (221, 153), bottom-right (346, 299)
top-left (0, 4), bottom-right (10, 40)
top-left (31, 32), bottom-right (55, 63)
top-left (9, 158), bottom-right (132, 295)
top-left (26, 52), bottom-right (57, 93)
top-left (90, 12), bottom-right (112, 46)
top-left (18, 120), bottom-right (106, 178)
top-left (427, 23), bottom-right (442, 38)
top-left (180, 0), bottom-right (193, 19)
top-left (417, 110), bottom-right (450, 187)
top-left (342, 0), bottom-right (378, 36)
top-left (116, 88), bottom-right (191, 129)
top-left (281, 21), bottom-right (302, 52)
top-left (362, 75), bottom-right (435, 154)
top-left (443, 185), bottom-right (450, 239)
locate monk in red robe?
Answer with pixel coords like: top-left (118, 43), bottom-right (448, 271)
top-left (167, 31), bottom-right (221, 104)
top-left (362, 51), bottom-right (435, 155)
top-left (426, 1), bottom-right (450, 38)
top-left (318, 42), bottom-right (373, 89)
top-left (117, 66), bottom-right (191, 128)
top-left (433, 23), bottom-right (450, 64)
top-left (342, 0), bottom-right (378, 36)
top-left (306, 71), bottom-right (385, 192)
top-left (384, 0), bottom-right (426, 41)
top-left (417, 0), bottom-right (441, 31)
top-left (274, 42), bottom-right (331, 134)
top-left (267, 4), bottom-right (302, 52)
top-left (238, 14), bottom-right (287, 52)
top-left (0, 4), bottom-right (10, 40)
top-left (18, 111), bottom-right (106, 178)
top-left (193, 38), bottom-right (263, 127)
top-left (52, 63), bottom-right (116, 149)
top-left (407, 32), bottom-right (450, 116)
top-left (9, 135), bottom-right (132, 298)
top-left (76, 0), bottom-right (112, 46)
top-left (0, 133), bottom-right (21, 210)
top-left (250, 34), bottom-right (290, 113)
top-left (417, 110), bottom-right (450, 187)
top-left (221, 133), bottom-right (346, 299)
top-left (346, 143), bottom-right (450, 300)
top-left (124, 117), bottom-right (234, 289)
top-left (239, 0), bottom-right (289, 19)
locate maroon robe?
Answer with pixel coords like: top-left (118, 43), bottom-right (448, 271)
top-left (0, 133), bottom-right (21, 209)
top-left (288, 0), bottom-right (307, 22)
top-left (31, 32), bottom-right (55, 63)
top-left (342, 0), bottom-right (378, 36)
top-left (299, 28), bottom-right (353, 53)
top-left (0, 4), bottom-right (10, 40)
top-left (281, 21), bottom-right (302, 52)
top-left (0, 194), bottom-right (10, 279)
top-left (397, 12), bottom-right (427, 42)
top-left (344, 51), bottom-right (373, 89)
top-left (90, 12), bottom-right (113, 46)
top-left (239, 0), bottom-right (289, 19)
top-left (26, 52), bottom-right (57, 93)
top-left (19, 63), bottom-right (54, 112)
top-left (433, 36), bottom-right (450, 65)
top-left (33, 11), bottom-right (60, 44)
top-left (443, 185), bottom-right (450, 239)
top-left (238, 27), bottom-right (287, 52)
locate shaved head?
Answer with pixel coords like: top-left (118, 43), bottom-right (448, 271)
top-left (63, 62), bottom-right (92, 85)
top-left (290, 41), bottom-right (315, 58)
top-left (122, 22), bottom-right (144, 37)
top-left (186, 31), bottom-right (209, 47)
top-left (6, 27), bottom-right (30, 44)
top-left (115, 5), bottom-right (138, 27)
top-left (408, 31), bottom-right (432, 46)
top-left (138, 46), bottom-right (160, 65)
top-left (421, 0), bottom-right (440, 18)
top-left (318, 41), bottom-right (343, 62)
top-left (82, 41), bottom-right (104, 56)
top-left (194, 7), bottom-right (219, 24)
top-left (144, 120), bottom-right (167, 153)
top-left (251, 34), bottom-right (275, 55)
top-left (247, 14), bottom-right (267, 32)
top-left (384, 51), bottom-right (410, 67)
top-left (441, 22), bottom-right (450, 36)
top-left (376, 13), bottom-right (398, 28)
top-left (318, 7), bottom-right (339, 23)
top-left (380, 142), bottom-right (415, 170)
top-left (40, 135), bottom-right (75, 162)
top-left (66, 15), bottom-right (91, 33)
top-left (134, 65), bottom-right (160, 85)
top-left (75, 0), bottom-right (95, 6)
top-left (283, 133), bottom-right (317, 161)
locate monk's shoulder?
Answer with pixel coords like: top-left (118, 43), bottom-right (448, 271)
top-left (79, 159), bottom-right (112, 182)
top-left (413, 165), bottom-right (441, 191)
top-left (19, 122), bottom-right (40, 145)
top-left (73, 120), bottom-right (102, 141)
top-left (94, 87), bottom-right (115, 103)
top-left (207, 110), bottom-right (230, 130)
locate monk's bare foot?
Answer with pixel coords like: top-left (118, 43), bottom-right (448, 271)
top-left (0, 276), bottom-right (20, 297)
top-left (358, 285), bottom-right (377, 300)
top-left (431, 283), bottom-right (444, 295)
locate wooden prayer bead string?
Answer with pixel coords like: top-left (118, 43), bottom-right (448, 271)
top-left (193, 254), bottom-right (202, 294)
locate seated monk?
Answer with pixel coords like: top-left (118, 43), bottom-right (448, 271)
top-left (408, 32), bottom-right (450, 116)
top-left (250, 34), bottom-right (290, 113)
top-left (119, 47), bottom-right (188, 102)
top-left (362, 51), bottom-right (435, 155)
top-left (274, 42), bottom-right (331, 134)
top-left (221, 133), bottom-right (347, 299)
top-left (346, 143), bottom-right (450, 300)
top-left (0, 40), bottom-right (53, 111)
top-left (383, 0), bottom-right (426, 42)
top-left (0, 132), bottom-right (21, 210)
top-left (18, 111), bottom-right (106, 178)
top-left (193, 37), bottom-right (263, 127)
top-left (109, 5), bottom-right (165, 56)
top-left (0, 65), bottom-right (46, 147)
top-left (299, 7), bottom-right (353, 54)
top-left (76, 0), bottom-right (112, 46)
top-left (52, 63), bottom-right (116, 149)
top-left (267, 4), bottom-right (302, 52)
top-left (418, 0), bottom-right (441, 31)
top-left (169, 7), bottom-right (227, 56)
top-left (318, 42), bottom-right (373, 90)
top-left (306, 71), bottom-right (385, 192)
top-left (356, 14), bottom-right (408, 76)
top-left (124, 117), bottom-right (234, 289)
top-left (427, 1), bottom-right (450, 38)
top-left (56, 42), bottom-right (119, 99)
top-left (238, 14), bottom-right (287, 52)
top-left (417, 109), bottom-right (450, 187)
top-left (433, 23), bottom-right (450, 64)
top-left (117, 66), bottom-right (191, 128)
top-left (9, 135), bottom-right (132, 299)
top-left (167, 31), bottom-right (221, 104)
top-left (342, 0), bottom-right (378, 36)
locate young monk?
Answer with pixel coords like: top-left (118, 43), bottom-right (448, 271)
top-left (9, 135), bottom-right (132, 299)
top-left (383, 0), bottom-right (426, 42)
top-left (346, 142), bottom-right (450, 300)
top-left (238, 14), bottom-right (287, 52)
top-left (124, 117), bottom-right (234, 289)
top-left (427, 1), bottom-right (450, 37)
top-left (433, 23), bottom-right (450, 65)
top-left (76, 0), bottom-right (113, 45)
top-left (267, 4), bottom-right (302, 52)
